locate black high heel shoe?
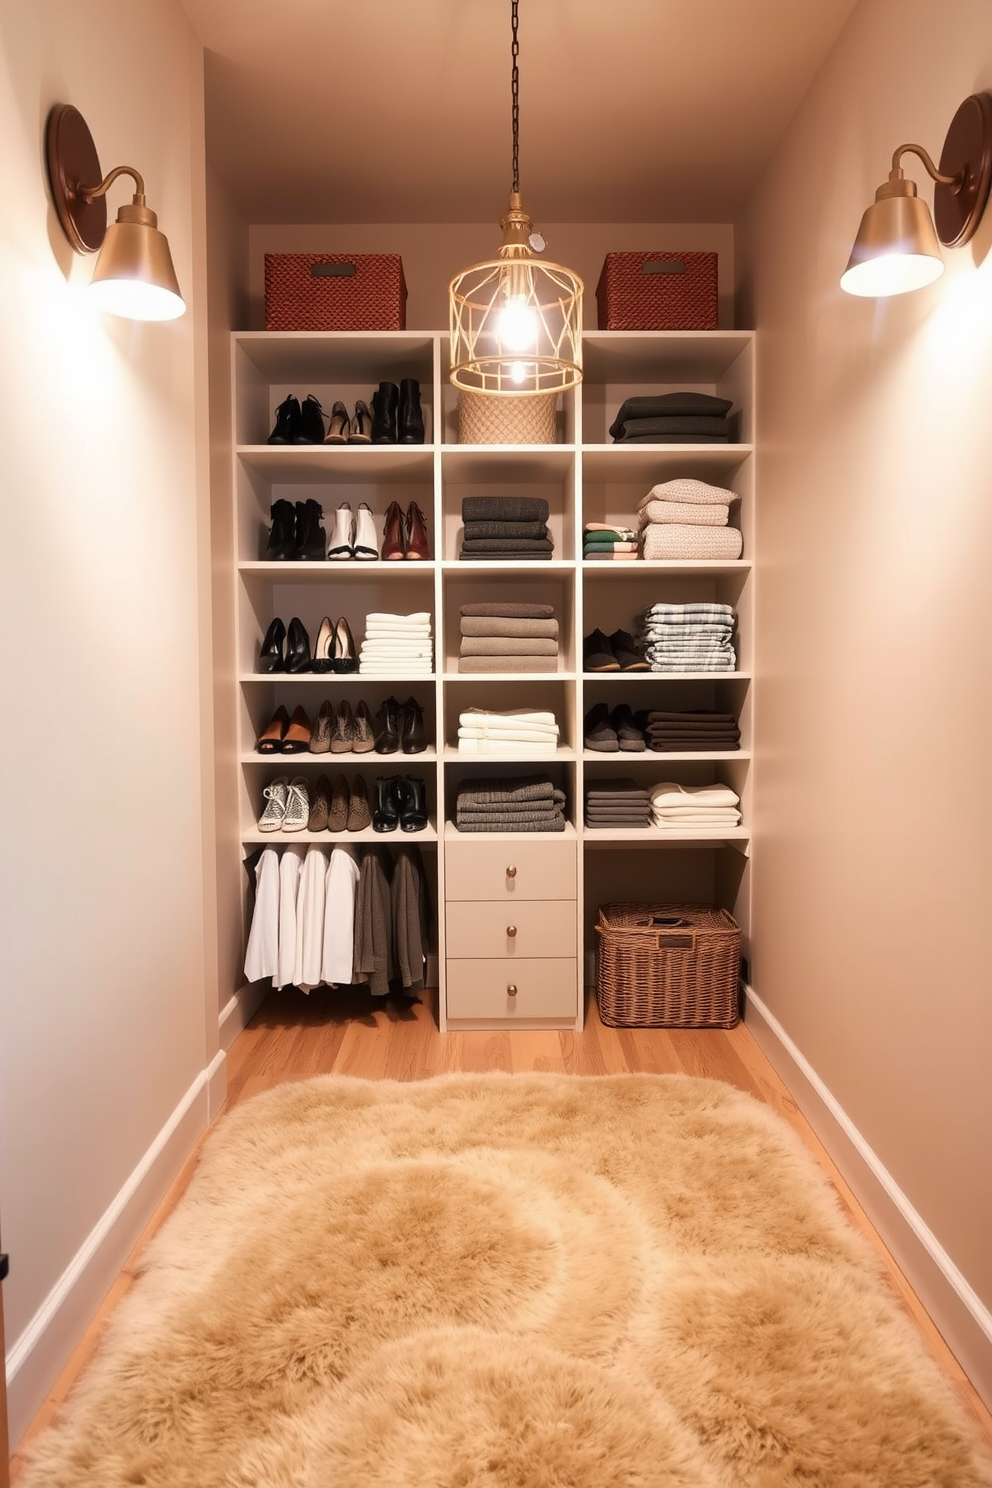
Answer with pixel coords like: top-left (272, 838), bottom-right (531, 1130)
top-left (398, 379), bottom-right (425, 444)
top-left (370, 381), bottom-right (399, 443)
top-left (285, 616), bottom-right (312, 673)
top-left (400, 697), bottom-right (426, 753)
top-left (298, 394), bottom-right (325, 444)
top-left (293, 498), bottom-right (326, 561)
top-left (331, 616), bottom-right (358, 673)
top-left (267, 395), bottom-right (301, 444)
top-left (374, 696), bottom-right (401, 753)
top-left (311, 616), bottom-right (334, 673)
top-left (398, 776), bottom-right (428, 832)
top-left (258, 617), bottom-right (285, 673)
top-left (372, 775), bottom-right (401, 832)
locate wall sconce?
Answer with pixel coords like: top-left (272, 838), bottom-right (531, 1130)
top-left (841, 93), bottom-right (992, 297)
top-left (45, 103), bottom-right (186, 321)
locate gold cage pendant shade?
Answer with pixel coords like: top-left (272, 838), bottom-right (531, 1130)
top-left (450, 192), bottom-right (583, 396)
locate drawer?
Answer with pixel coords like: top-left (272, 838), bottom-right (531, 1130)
top-left (444, 838), bottom-right (576, 902)
top-left (445, 958), bottom-right (578, 1020)
top-left (446, 899), bottom-right (576, 959)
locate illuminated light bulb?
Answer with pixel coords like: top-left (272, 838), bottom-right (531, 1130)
top-left (497, 295), bottom-right (538, 351)
top-left (88, 277), bottom-right (186, 320)
top-left (840, 252), bottom-right (944, 297)
top-left (509, 361), bottom-right (528, 385)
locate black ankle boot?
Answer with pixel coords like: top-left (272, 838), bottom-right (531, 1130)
top-left (264, 499), bottom-right (296, 561)
top-left (267, 394), bottom-right (301, 444)
top-left (298, 394), bottom-right (325, 444)
top-left (397, 776), bottom-right (428, 832)
top-left (293, 499), bottom-right (326, 561)
top-left (374, 696), bottom-right (401, 753)
top-left (372, 776), bottom-right (401, 832)
top-left (400, 697), bottom-right (426, 754)
top-left (398, 379), bottom-right (425, 444)
top-left (370, 382), bottom-right (399, 443)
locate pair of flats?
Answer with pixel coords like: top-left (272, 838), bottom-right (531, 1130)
top-left (311, 699), bottom-right (376, 754)
top-left (583, 627), bottom-right (648, 672)
top-left (327, 501), bottom-right (378, 560)
top-left (258, 776), bottom-right (310, 832)
top-left (307, 773), bottom-right (371, 832)
top-left (584, 702), bottom-right (645, 752)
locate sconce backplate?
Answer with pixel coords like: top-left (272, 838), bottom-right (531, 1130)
top-left (935, 92), bottom-right (992, 248)
top-left (46, 103), bottom-right (107, 254)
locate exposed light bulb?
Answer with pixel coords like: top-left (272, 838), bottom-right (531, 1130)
top-left (509, 361), bottom-right (528, 385)
top-left (840, 252), bottom-right (944, 297)
top-left (497, 295), bottom-right (538, 351)
top-left (88, 278), bottom-right (186, 320)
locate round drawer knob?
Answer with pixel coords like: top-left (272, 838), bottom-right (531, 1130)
top-left (507, 984), bottom-right (518, 997)
top-left (506, 865), bottom-right (517, 878)
top-left (506, 925), bottom-right (517, 938)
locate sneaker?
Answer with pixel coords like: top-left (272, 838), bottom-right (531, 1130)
top-left (282, 777), bottom-right (310, 832)
top-left (258, 776), bottom-right (289, 830)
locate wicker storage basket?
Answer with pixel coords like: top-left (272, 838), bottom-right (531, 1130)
top-left (595, 902), bottom-right (741, 1028)
top-left (596, 252), bottom-right (718, 330)
top-left (264, 253), bottom-right (407, 331)
top-left (457, 390), bottom-right (557, 444)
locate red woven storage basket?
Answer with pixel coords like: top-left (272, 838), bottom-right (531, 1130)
top-left (264, 253), bottom-right (407, 331)
top-left (595, 902), bottom-right (741, 1028)
top-left (596, 252), bottom-right (718, 330)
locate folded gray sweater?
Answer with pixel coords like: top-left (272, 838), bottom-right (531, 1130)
top-left (608, 392), bottom-right (732, 438)
top-left (462, 520), bottom-right (549, 540)
top-left (457, 776), bottom-right (559, 804)
top-left (461, 601), bottom-right (555, 619)
top-left (462, 496), bottom-right (550, 523)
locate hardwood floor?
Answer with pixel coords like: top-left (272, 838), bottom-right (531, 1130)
top-left (11, 988), bottom-right (992, 1477)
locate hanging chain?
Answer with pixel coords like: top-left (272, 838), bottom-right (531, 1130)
top-left (511, 0), bottom-right (520, 193)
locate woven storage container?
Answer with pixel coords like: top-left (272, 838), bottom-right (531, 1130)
top-left (264, 253), bottom-right (407, 331)
top-left (596, 252), bottom-right (718, 330)
top-left (595, 902), bottom-right (741, 1028)
top-left (457, 391), bottom-right (557, 444)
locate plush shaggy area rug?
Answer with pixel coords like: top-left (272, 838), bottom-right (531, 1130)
top-left (19, 1073), bottom-right (992, 1487)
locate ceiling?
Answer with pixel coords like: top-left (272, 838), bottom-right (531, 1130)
top-left (180, 0), bottom-right (859, 226)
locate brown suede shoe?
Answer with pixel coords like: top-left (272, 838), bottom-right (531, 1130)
top-left (347, 773), bottom-right (371, 831)
top-left (328, 774), bottom-right (349, 832)
top-left (307, 774), bottom-right (331, 831)
top-left (405, 501), bottom-right (430, 560)
top-left (331, 699), bottom-right (355, 753)
top-left (353, 700), bottom-right (376, 753)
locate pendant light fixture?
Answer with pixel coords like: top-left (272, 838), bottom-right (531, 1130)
top-left (45, 103), bottom-right (186, 321)
top-left (841, 92), bottom-right (992, 298)
top-left (449, 1), bottom-right (583, 396)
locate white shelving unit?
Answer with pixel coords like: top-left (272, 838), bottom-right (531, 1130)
top-left (232, 328), bottom-right (754, 1031)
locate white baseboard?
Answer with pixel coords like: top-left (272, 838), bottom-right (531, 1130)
top-left (219, 980), bottom-right (268, 1051)
top-left (744, 984), bottom-right (992, 1412)
top-left (6, 1054), bottom-right (224, 1449)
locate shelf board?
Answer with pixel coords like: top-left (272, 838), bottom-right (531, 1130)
top-left (582, 670), bottom-right (750, 681)
top-left (582, 825), bottom-right (750, 843)
top-left (443, 820), bottom-right (578, 842)
top-left (442, 745), bottom-right (576, 762)
top-left (581, 331), bottom-right (753, 382)
top-left (581, 749), bottom-right (750, 762)
top-left (239, 672), bottom-right (437, 684)
top-left (439, 445), bottom-right (575, 479)
top-left (239, 560), bottom-right (436, 578)
top-left (441, 559), bottom-right (575, 573)
top-left (234, 331), bottom-right (436, 382)
top-left (237, 445), bottom-right (434, 481)
top-left (242, 750), bottom-right (437, 765)
top-left (581, 559), bottom-right (750, 576)
top-left (243, 819), bottom-right (439, 846)
top-left (445, 670), bottom-right (577, 682)
top-left (580, 444), bottom-right (753, 484)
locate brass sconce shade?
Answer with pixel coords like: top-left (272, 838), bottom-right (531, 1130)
top-left (449, 1), bottom-right (583, 395)
top-left (841, 92), bottom-right (992, 297)
top-left (45, 103), bottom-right (186, 321)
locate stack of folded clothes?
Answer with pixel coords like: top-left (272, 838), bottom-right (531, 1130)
top-left (649, 781), bottom-right (742, 829)
top-left (583, 521), bottom-right (638, 561)
top-left (460, 496), bottom-right (554, 560)
top-left (638, 602), bottom-right (736, 672)
top-left (458, 601), bottom-right (559, 673)
top-left (609, 391), bottom-right (734, 444)
top-left (454, 775), bottom-right (567, 832)
top-left (359, 611), bottom-right (433, 676)
top-left (638, 478), bottom-right (743, 561)
top-left (457, 708), bottom-right (559, 756)
top-left (636, 709), bottom-right (740, 752)
top-left (584, 779), bottom-right (651, 829)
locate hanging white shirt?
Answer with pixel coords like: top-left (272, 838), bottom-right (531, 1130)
top-left (275, 846), bottom-right (305, 989)
top-left (295, 847), bottom-right (329, 992)
top-left (322, 846), bottom-right (361, 986)
top-left (243, 848), bottom-right (279, 983)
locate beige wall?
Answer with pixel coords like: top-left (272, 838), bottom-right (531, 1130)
top-left (0, 0), bottom-right (216, 1443)
top-left (248, 222), bottom-right (736, 331)
top-left (740, 0), bottom-right (992, 1395)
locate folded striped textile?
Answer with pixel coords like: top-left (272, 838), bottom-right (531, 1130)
top-left (584, 521), bottom-right (637, 534)
top-left (458, 656), bottom-right (558, 672)
top-left (460, 616), bottom-right (559, 638)
top-left (583, 551), bottom-right (638, 561)
top-left (583, 529), bottom-right (637, 544)
top-left (461, 601), bottom-right (555, 619)
top-left (365, 611), bottom-right (431, 626)
top-left (462, 520), bottom-right (550, 540)
top-left (455, 814), bottom-right (566, 833)
top-left (457, 776), bottom-right (560, 804)
top-left (458, 740), bottom-right (559, 756)
top-left (640, 622), bottom-right (734, 635)
top-left (638, 500), bottom-right (729, 527)
top-left (609, 393), bottom-right (732, 439)
top-left (460, 708), bottom-right (558, 729)
top-left (584, 541), bottom-right (638, 553)
top-left (647, 660), bottom-right (736, 672)
top-left (650, 782), bottom-right (740, 807)
top-left (459, 637), bottom-right (559, 656)
top-left (641, 525), bottom-right (743, 560)
top-left (615, 415), bottom-right (731, 441)
top-left (640, 602), bottom-right (735, 622)
top-left (639, 478), bottom-right (737, 509)
top-left (461, 496), bottom-right (550, 523)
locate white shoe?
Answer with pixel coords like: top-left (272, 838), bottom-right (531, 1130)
top-left (282, 777), bottom-right (310, 831)
top-left (327, 502), bottom-right (353, 560)
top-left (258, 776), bottom-right (289, 830)
top-left (353, 502), bottom-right (378, 560)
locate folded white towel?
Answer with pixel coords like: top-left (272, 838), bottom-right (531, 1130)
top-left (460, 708), bottom-right (558, 728)
top-left (364, 626), bottom-right (433, 639)
top-left (650, 782), bottom-right (740, 807)
top-left (458, 739), bottom-right (559, 755)
top-left (639, 500), bottom-right (729, 527)
top-left (652, 813), bottom-right (742, 828)
top-left (458, 727), bottom-right (559, 744)
top-left (640, 478), bottom-right (738, 508)
top-left (360, 641), bottom-right (433, 653)
top-left (365, 611), bottom-right (432, 625)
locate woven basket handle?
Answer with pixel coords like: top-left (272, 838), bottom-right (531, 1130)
top-left (650, 916), bottom-right (695, 952)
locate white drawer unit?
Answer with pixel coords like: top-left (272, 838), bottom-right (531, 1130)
top-left (444, 838), bottom-right (577, 903)
top-left (445, 899), bottom-right (576, 960)
top-left (445, 958), bottom-right (578, 1022)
